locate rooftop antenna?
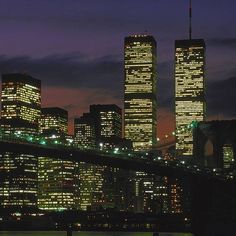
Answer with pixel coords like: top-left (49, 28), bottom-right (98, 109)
top-left (189, 0), bottom-right (192, 39)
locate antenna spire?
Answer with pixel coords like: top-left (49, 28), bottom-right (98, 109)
top-left (189, 0), bottom-right (192, 39)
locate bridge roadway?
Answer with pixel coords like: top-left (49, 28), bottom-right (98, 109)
top-left (0, 138), bottom-right (233, 182)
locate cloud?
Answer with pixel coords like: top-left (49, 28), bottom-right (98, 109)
top-left (208, 38), bottom-right (236, 48)
top-left (0, 54), bottom-right (175, 111)
top-left (158, 76), bottom-right (236, 120)
top-left (0, 53), bottom-right (123, 99)
top-left (207, 77), bottom-right (236, 118)
top-left (0, 53), bottom-right (235, 134)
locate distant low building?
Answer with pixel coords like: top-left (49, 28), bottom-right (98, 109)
top-left (90, 104), bottom-right (122, 148)
top-left (39, 107), bottom-right (68, 136)
top-left (74, 113), bottom-right (96, 149)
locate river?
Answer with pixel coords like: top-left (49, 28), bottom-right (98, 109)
top-left (0, 232), bottom-right (193, 236)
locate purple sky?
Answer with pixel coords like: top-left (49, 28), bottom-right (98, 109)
top-left (0, 0), bottom-right (236, 136)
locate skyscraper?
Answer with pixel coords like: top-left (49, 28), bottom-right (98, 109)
top-left (124, 34), bottom-right (157, 150)
top-left (74, 113), bottom-right (103, 210)
top-left (0, 73), bottom-right (41, 211)
top-left (175, 0), bottom-right (206, 158)
top-left (124, 35), bottom-right (159, 213)
top-left (38, 107), bottom-right (79, 211)
top-left (1, 73), bottom-right (41, 134)
top-left (90, 104), bottom-right (127, 209)
top-left (175, 40), bottom-right (206, 158)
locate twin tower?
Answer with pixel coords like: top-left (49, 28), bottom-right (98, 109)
top-left (124, 34), bottom-right (205, 158)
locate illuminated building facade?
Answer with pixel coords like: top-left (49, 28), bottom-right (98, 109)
top-left (133, 172), bottom-right (169, 213)
top-left (38, 158), bottom-right (79, 211)
top-left (39, 107), bottom-right (68, 136)
top-left (167, 178), bottom-right (184, 214)
top-left (0, 73), bottom-right (41, 210)
top-left (75, 105), bottom-right (129, 210)
top-left (38, 107), bottom-right (79, 211)
top-left (90, 104), bottom-right (126, 209)
top-left (124, 35), bottom-right (157, 150)
top-left (74, 113), bottom-right (96, 149)
top-left (74, 113), bottom-right (103, 210)
top-left (90, 104), bottom-right (122, 148)
top-left (124, 35), bottom-right (159, 213)
top-left (1, 73), bottom-right (41, 134)
top-left (78, 163), bottom-right (104, 211)
top-left (175, 39), bottom-right (206, 158)
top-left (223, 145), bottom-right (234, 169)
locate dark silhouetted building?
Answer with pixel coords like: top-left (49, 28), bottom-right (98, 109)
top-left (90, 104), bottom-right (122, 149)
top-left (193, 120), bottom-right (236, 169)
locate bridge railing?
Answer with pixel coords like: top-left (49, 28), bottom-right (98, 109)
top-left (0, 129), bottom-right (235, 182)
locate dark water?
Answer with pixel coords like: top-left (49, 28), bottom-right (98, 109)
top-left (0, 232), bottom-right (193, 236)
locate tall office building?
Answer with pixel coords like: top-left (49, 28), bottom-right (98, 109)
top-left (75, 109), bottom-right (131, 211)
top-left (1, 73), bottom-right (41, 134)
top-left (90, 104), bottom-right (122, 148)
top-left (124, 34), bottom-right (157, 150)
top-left (74, 113), bottom-right (103, 210)
top-left (38, 107), bottom-right (79, 211)
top-left (175, 0), bottom-right (206, 158)
top-left (0, 73), bottom-right (41, 210)
top-left (90, 104), bottom-right (126, 208)
top-left (175, 39), bottom-right (206, 158)
top-left (124, 35), bottom-right (160, 213)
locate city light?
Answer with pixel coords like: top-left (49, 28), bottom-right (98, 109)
top-left (175, 40), bottom-right (205, 158)
top-left (0, 3), bottom-right (235, 231)
top-left (124, 35), bottom-right (157, 150)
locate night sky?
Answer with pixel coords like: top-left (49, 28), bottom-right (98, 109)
top-left (0, 0), bottom-right (235, 137)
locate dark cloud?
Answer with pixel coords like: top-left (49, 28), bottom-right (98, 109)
top-left (0, 53), bottom-right (123, 99)
top-left (0, 53), bottom-right (235, 119)
top-left (0, 54), bottom-right (175, 110)
top-left (158, 76), bottom-right (236, 118)
top-left (207, 77), bottom-right (236, 117)
top-left (157, 61), bottom-right (236, 119)
top-left (208, 38), bottom-right (236, 48)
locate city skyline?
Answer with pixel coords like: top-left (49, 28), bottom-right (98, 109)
top-left (0, 0), bottom-right (235, 138)
top-left (0, 2), bottom-right (235, 234)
